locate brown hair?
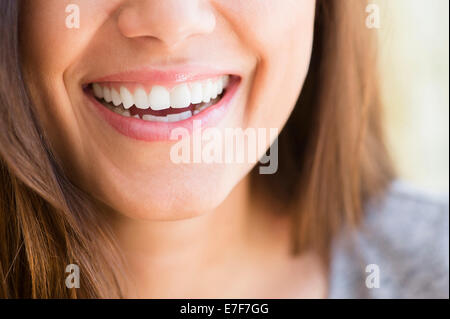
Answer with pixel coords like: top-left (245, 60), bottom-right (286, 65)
top-left (252, 0), bottom-right (393, 256)
top-left (0, 0), bottom-right (393, 298)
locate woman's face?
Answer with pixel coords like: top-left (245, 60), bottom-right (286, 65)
top-left (21, 0), bottom-right (315, 220)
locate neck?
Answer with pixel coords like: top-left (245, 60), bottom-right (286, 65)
top-left (111, 177), bottom-right (272, 297)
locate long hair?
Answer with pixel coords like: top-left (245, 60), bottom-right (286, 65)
top-left (251, 0), bottom-right (393, 256)
top-left (0, 1), bottom-right (123, 298)
top-left (0, 0), bottom-right (393, 298)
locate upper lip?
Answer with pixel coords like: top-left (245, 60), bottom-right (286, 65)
top-left (85, 65), bottom-right (240, 86)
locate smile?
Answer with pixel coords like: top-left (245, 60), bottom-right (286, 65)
top-left (90, 75), bottom-right (230, 122)
top-left (84, 70), bottom-right (241, 141)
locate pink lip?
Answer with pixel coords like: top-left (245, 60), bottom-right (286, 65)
top-left (88, 66), bottom-right (238, 86)
top-left (85, 76), bottom-right (240, 142)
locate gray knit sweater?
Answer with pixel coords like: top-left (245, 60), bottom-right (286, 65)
top-left (328, 181), bottom-right (449, 298)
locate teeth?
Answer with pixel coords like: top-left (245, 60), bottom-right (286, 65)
top-left (222, 75), bottom-right (229, 88)
top-left (167, 111), bottom-right (192, 122)
top-left (111, 89), bottom-right (121, 107)
top-left (202, 80), bottom-right (213, 103)
top-left (93, 75), bottom-right (230, 112)
top-left (93, 83), bottom-right (103, 98)
top-left (103, 87), bottom-right (112, 103)
top-left (196, 103), bottom-right (210, 113)
top-left (149, 86), bottom-right (171, 110)
top-left (170, 84), bottom-right (191, 109)
top-left (120, 87), bottom-right (134, 109)
top-left (179, 110), bottom-right (193, 121)
top-left (142, 114), bottom-right (168, 122)
top-left (134, 88), bottom-right (149, 109)
top-left (190, 82), bottom-right (203, 104)
top-left (211, 81), bottom-right (219, 99)
top-left (217, 79), bottom-right (224, 95)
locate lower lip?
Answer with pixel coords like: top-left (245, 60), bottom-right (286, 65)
top-left (86, 77), bottom-right (240, 142)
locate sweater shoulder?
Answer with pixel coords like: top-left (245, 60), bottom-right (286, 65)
top-left (329, 181), bottom-right (449, 298)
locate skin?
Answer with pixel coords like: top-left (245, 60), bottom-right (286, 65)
top-left (20, 0), bottom-right (326, 297)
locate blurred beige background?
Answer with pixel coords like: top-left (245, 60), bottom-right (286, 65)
top-left (377, 0), bottom-right (449, 192)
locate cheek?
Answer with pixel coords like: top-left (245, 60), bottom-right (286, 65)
top-left (219, 0), bottom-right (316, 129)
top-left (20, 1), bottom-right (82, 172)
top-left (20, 0), bottom-right (121, 179)
top-left (20, 0), bottom-right (120, 113)
top-left (22, 0), bottom-right (103, 73)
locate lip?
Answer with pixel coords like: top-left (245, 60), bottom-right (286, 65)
top-left (84, 74), bottom-right (241, 142)
top-left (87, 65), bottom-right (238, 87)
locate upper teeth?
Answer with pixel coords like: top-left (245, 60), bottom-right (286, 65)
top-left (92, 75), bottom-right (229, 110)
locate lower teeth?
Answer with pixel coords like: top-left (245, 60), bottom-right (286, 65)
top-left (100, 96), bottom-right (220, 123)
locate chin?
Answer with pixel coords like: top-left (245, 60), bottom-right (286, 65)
top-left (97, 165), bottom-right (245, 221)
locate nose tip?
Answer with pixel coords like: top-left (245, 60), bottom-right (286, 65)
top-left (117, 0), bottom-right (216, 48)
